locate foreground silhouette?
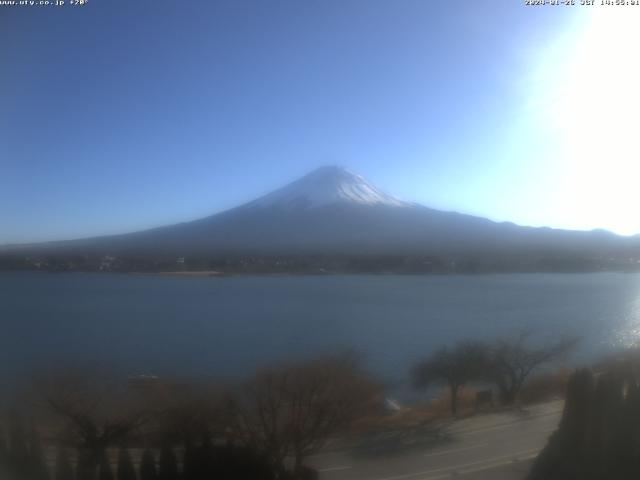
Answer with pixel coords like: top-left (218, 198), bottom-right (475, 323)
top-left (0, 354), bottom-right (378, 480)
top-left (0, 424), bottom-right (317, 480)
top-left (529, 357), bottom-right (640, 480)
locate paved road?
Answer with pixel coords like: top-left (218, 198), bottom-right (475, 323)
top-left (309, 401), bottom-right (563, 480)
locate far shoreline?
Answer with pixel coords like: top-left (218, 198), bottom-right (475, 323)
top-left (137, 270), bottom-right (228, 277)
top-left (2, 268), bottom-right (639, 278)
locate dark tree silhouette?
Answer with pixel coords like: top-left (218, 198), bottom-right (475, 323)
top-left (0, 427), bottom-right (10, 480)
top-left (139, 448), bottom-right (157, 480)
top-left (0, 427), bottom-right (5, 455)
top-left (212, 444), bottom-right (275, 480)
top-left (486, 331), bottom-right (576, 405)
top-left (54, 448), bottom-right (75, 480)
top-left (413, 341), bottom-right (488, 415)
top-left (528, 368), bottom-right (593, 479)
top-left (28, 427), bottom-right (50, 480)
top-left (529, 356), bottom-right (640, 480)
top-left (98, 450), bottom-right (114, 480)
top-left (8, 411), bottom-right (30, 479)
top-left (198, 432), bottom-right (215, 478)
top-left (116, 447), bottom-right (136, 480)
top-left (157, 441), bottom-right (178, 480)
top-left (76, 448), bottom-right (96, 480)
top-left (182, 436), bottom-right (198, 480)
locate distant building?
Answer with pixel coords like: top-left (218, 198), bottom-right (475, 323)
top-left (100, 255), bottom-right (116, 271)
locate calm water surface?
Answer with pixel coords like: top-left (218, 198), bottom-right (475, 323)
top-left (2, 272), bottom-right (640, 391)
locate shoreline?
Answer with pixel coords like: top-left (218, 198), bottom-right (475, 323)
top-left (137, 270), bottom-right (228, 277)
top-left (1, 269), bottom-right (639, 278)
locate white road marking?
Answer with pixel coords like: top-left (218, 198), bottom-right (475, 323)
top-left (422, 443), bottom-right (487, 458)
top-left (456, 451), bottom-right (539, 476)
top-left (452, 410), bottom-right (562, 438)
top-left (318, 465), bottom-right (353, 472)
top-left (374, 448), bottom-right (540, 480)
top-left (457, 418), bottom-right (558, 437)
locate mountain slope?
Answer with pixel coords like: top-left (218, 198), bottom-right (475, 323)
top-left (3, 166), bottom-right (639, 258)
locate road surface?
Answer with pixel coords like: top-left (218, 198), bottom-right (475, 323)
top-left (310, 400), bottom-right (563, 480)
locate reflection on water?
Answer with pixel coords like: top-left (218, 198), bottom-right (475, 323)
top-left (611, 290), bottom-right (640, 349)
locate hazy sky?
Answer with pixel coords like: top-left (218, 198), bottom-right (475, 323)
top-left (1, 1), bottom-right (639, 243)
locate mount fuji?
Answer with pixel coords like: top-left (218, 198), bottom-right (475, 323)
top-left (4, 166), bottom-right (638, 261)
top-left (244, 166), bottom-right (411, 210)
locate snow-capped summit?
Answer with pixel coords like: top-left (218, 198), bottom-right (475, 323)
top-left (245, 166), bottom-right (411, 210)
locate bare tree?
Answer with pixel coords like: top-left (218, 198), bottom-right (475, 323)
top-left (486, 330), bottom-right (577, 405)
top-left (152, 381), bottom-right (229, 443)
top-left (33, 367), bottom-right (152, 480)
top-left (413, 341), bottom-right (488, 416)
top-left (231, 353), bottom-right (379, 478)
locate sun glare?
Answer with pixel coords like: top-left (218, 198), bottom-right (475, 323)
top-left (536, 9), bottom-right (640, 235)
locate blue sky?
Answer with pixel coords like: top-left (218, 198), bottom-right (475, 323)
top-left (1, 1), bottom-right (637, 243)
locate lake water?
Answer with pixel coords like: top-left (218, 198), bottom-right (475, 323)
top-left (2, 272), bottom-right (640, 393)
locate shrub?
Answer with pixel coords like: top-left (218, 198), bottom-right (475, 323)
top-left (519, 368), bottom-right (570, 405)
